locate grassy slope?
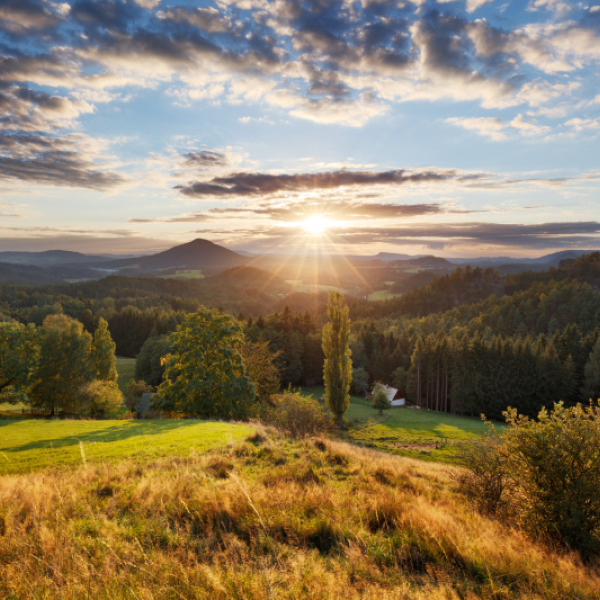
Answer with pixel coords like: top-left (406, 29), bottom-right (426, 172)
top-left (0, 419), bottom-right (253, 474)
top-left (116, 356), bottom-right (136, 394)
top-left (0, 429), bottom-right (598, 599)
top-left (302, 387), bottom-right (496, 463)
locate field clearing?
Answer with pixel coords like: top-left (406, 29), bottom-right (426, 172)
top-left (116, 356), bottom-right (136, 394)
top-left (0, 419), bottom-right (253, 474)
top-left (366, 290), bottom-right (399, 301)
top-left (302, 386), bottom-right (497, 463)
top-left (161, 269), bottom-right (205, 279)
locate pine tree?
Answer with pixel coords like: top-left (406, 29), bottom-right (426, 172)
top-left (322, 292), bottom-right (352, 429)
top-left (582, 337), bottom-right (600, 401)
top-left (92, 318), bottom-right (118, 383)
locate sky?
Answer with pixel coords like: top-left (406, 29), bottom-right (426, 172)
top-left (0, 0), bottom-right (599, 258)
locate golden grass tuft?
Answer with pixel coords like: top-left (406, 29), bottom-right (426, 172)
top-left (0, 429), bottom-right (599, 599)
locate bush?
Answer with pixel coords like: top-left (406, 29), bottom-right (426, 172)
top-left (461, 402), bottom-right (600, 558)
top-left (502, 402), bottom-right (600, 558)
top-left (458, 433), bottom-right (506, 515)
top-left (78, 380), bottom-right (124, 418)
top-left (372, 384), bottom-right (391, 415)
top-left (267, 391), bottom-right (332, 438)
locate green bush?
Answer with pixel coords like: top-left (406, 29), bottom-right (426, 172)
top-left (461, 402), bottom-right (600, 558)
top-left (267, 391), bottom-right (332, 438)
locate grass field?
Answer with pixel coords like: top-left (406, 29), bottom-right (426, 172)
top-left (116, 356), bottom-right (136, 394)
top-left (161, 269), bottom-right (205, 279)
top-left (301, 386), bottom-right (496, 463)
top-left (1, 429), bottom-right (598, 599)
top-left (366, 290), bottom-right (400, 301)
top-left (0, 419), bottom-right (253, 474)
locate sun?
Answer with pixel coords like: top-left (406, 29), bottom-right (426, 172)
top-left (302, 214), bottom-right (330, 235)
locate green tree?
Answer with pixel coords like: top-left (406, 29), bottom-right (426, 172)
top-left (79, 380), bottom-right (123, 418)
top-left (0, 322), bottom-right (38, 397)
top-left (92, 317), bottom-right (118, 382)
top-left (157, 308), bottom-right (255, 419)
top-left (240, 340), bottom-right (281, 408)
top-left (322, 292), bottom-right (352, 429)
top-left (29, 315), bottom-right (94, 416)
top-left (135, 334), bottom-right (171, 387)
top-left (372, 384), bottom-right (391, 415)
top-left (582, 337), bottom-right (600, 401)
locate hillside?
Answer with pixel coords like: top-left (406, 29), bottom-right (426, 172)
top-left (1, 428), bottom-right (598, 599)
top-left (104, 238), bottom-right (247, 274)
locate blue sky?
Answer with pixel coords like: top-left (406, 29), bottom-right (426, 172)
top-left (0, 0), bottom-right (599, 257)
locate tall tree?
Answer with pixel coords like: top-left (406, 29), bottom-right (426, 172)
top-left (322, 292), bottom-right (352, 429)
top-left (92, 317), bottom-right (118, 383)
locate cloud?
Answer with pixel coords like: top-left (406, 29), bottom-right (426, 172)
top-left (182, 150), bottom-right (229, 169)
top-left (0, 132), bottom-right (125, 190)
top-left (447, 114), bottom-right (550, 140)
top-left (176, 167), bottom-right (477, 198)
top-left (321, 220), bottom-right (600, 250)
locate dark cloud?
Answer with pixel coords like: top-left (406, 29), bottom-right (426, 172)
top-left (129, 198), bottom-right (481, 225)
top-left (0, 133), bottom-right (124, 190)
top-left (183, 150), bottom-right (228, 169)
top-left (70, 0), bottom-right (143, 34)
top-left (0, 0), bottom-right (62, 34)
top-left (326, 221), bottom-right (600, 249)
top-left (176, 168), bottom-right (475, 198)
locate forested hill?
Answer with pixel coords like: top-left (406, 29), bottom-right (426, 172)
top-left (356, 251), bottom-right (600, 321)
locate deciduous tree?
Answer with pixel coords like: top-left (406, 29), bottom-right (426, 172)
top-left (29, 315), bottom-right (94, 416)
top-left (157, 309), bottom-right (255, 419)
top-left (0, 322), bottom-right (38, 397)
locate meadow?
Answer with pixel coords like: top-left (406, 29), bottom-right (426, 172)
top-left (1, 427), bottom-right (598, 599)
top-left (0, 419), bottom-right (253, 474)
top-left (115, 356), bottom-right (136, 394)
top-left (302, 387), bottom-right (495, 463)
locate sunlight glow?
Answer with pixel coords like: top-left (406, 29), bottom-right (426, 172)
top-left (302, 214), bottom-right (331, 235)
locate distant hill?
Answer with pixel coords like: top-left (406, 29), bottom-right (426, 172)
top-left (0, 250), bottom-right (109, 266)
top-left (103, 239), bottom-right (247, 274)
top-left (451, 250), bottom-right (595, 273)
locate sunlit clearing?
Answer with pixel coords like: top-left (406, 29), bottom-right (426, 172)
top-left (302, 214), bottom-right (331, 235)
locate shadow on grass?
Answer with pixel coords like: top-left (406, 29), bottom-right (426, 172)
top-left (2, 420), bottom-right (202, 453)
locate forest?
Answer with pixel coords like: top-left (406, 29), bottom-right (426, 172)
top-left (1, 251), bottom-right (599, 421)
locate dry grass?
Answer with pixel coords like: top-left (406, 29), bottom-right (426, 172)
top-left (0, 426), bottom-right (599, 599)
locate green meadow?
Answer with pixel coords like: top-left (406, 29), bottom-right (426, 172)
top-left (115, 356), bottom-right (136, 394)
top-left (301, 386), bottom-right (496, 463)
top-left (0, 419), bottom-right (253, 474)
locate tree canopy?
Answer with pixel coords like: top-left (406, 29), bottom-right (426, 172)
top-left (157, 308), bottom-right (255, 419)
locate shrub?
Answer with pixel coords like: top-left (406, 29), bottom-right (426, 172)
top-left (372, 384), bottom-right (391, 415)
top-left (461, 402), bottom-right (600, 558)
top-left (78, 380), bottom-right (124, 418)
top-left (457, 433), bottom-right (506, 515)
top-left (501, 402), bottom-right (600, 558)
top-left (267, 391), bottom-right (332, 438)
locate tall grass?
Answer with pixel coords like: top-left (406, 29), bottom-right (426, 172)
top-left (0, 428), bottom-right (598, 599)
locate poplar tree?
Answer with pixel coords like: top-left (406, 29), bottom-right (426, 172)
top-left (322, 292), bottom-right (352, 429)
top-left (92, 317), bottom-right (118, 382)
